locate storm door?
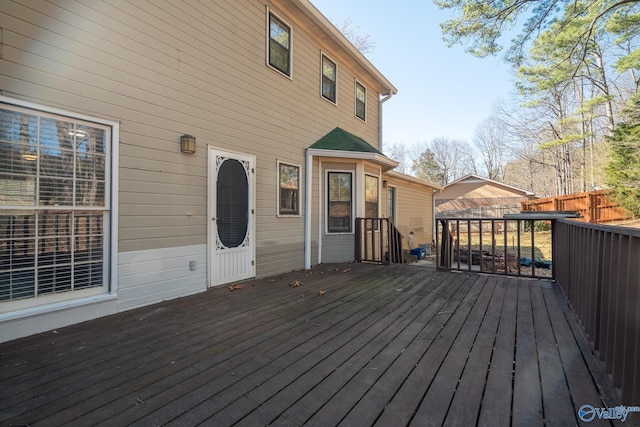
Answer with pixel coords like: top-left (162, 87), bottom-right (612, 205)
top-left (209, 148), bottom-right (255, 286)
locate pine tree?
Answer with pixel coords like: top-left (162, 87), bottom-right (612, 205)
top-left (605, 94), bottom-right (640, 216)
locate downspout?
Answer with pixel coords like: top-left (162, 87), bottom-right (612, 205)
top-left (304, 149), bottom-right (313, 270)
top-left (379, 90), bottom-right (394, 152)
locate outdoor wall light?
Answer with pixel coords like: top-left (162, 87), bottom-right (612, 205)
top-left (180, 134), bottom-right (196, 154)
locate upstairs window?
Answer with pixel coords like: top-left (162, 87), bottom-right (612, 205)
top-left (278, 162), bottom-right (300, 216)
top-left (355, 81), bottom-right (366, 121)
top-left (269, 12), bottom-right (291, 76)
top-left (321, 54), bottom-right (337, 103)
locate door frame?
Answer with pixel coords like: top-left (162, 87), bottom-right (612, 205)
top-left (207, 145), bottom-right (256, 288)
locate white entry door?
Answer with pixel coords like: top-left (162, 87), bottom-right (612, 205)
top-left (209, 147), bottom-right (255, 287)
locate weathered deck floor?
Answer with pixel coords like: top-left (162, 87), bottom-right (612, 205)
top-left (0, 263), bottom-right (628, 426)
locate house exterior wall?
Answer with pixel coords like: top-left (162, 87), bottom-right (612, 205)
top-left (0, 0), bottom-right (394, 341)
top-left (435, 180), bottom-right (532, 213)
top-left (383, 173), bottom-right (436, 250)
top-left (437, 181), bottom-right (528, 200)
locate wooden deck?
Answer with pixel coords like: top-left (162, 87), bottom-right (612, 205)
top-left (0, 262), bottom-right (629, 426)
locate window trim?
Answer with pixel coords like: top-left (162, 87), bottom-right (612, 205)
top-left (326, 170), bottom-right (353, 234)
top-left (266, 8), bottom-right (293, 78)
top-left (0, 95), bottom-right (119, 312)
top-left (277, 161), bottom-right (301, 217)
top-left (320, 52), bottom-right (338, 105)
top-left (355, 79), bottom-right (367, 122)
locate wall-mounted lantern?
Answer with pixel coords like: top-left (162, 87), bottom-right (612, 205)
top-left (180, 134), bottom-right (196, 154)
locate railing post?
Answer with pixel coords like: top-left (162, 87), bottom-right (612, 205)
top-left (551, 219), bottom-right (556, 281)
top-left (438, 219), bottom-right (451, 271)
top-left (355, 218), bottom-right (361, 262)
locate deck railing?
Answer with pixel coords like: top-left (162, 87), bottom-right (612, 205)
top-left (437, 215), bottom-right (640, 404)
top-left (436, 217), bottom-right (554, 279)
top-left (355, 218), bottom-right (403, 265)
top-left (554, 219), bottom-right (640, 405)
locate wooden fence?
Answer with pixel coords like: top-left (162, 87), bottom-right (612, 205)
top-left (521, 190), bottom-right (631, 223)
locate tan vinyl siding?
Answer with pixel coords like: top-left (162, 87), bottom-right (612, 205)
top-left (384, 174), bottom-right (436, 250)
top-left (1, 0), bottom-right (386, 280)
top-left (437, 182), bottom-right (530, 200)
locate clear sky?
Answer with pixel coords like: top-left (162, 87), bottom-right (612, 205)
top-left (310, 0), bottom-right (516, 152)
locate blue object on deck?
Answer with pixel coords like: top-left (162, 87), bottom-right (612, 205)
top-left (520, 257), bottom-right (532, 267)
top-left (535, 259), bottom-right (552, 269)
top-left (410, 248), bottom-right (427, 260)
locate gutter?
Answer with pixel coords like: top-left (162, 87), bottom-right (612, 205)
top-left (379, 90), bottom-right (394, 152)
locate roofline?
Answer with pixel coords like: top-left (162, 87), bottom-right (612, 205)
top-left (295, 0), bottom-right (398, 96)
top-left (384, 170), bottom-right (443, 190)
top-left (307, 148), bottom-right (398, 171)
top-left (444, 174), bottom-right (535, 196)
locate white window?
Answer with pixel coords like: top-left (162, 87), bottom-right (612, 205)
top-left (268, 11), bottom-right (292, 77)
top-left (355, 81), bottom-right (366, 121)
top-left (327, 171), bottom-right (352, 233)
top-left (321, 54), bottom-right (337, 103)
top-left (277, 161), bottom-right (300, 216)
top-left (0, 99), bottom-right (114, 309)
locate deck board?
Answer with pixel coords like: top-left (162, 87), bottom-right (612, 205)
top-left (477, 277), bottom-right (517, 427)
top-left (512, 280), bottom-right (545, 426)
top-left (444, 276), bottom-right (506, 426)
top-left (0, 263), bottom-right (627, 426)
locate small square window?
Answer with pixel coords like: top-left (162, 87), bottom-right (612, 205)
top-left (322, 55), bottom-right (337, 103)
top-left (269, 13), bottom-right (291, 76)
top-left (355, 81), bottom-right (366, 121)
top-left (278, 162), bottom-right (300, 216)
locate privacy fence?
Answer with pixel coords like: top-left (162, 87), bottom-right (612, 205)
top-left (521, 190), bottom-right (631, 224)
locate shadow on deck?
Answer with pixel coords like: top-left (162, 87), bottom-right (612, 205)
top-left (0, 263), bottom-right (632, 426)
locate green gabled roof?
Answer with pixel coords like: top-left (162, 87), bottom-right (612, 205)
top-left (310, 127), bottom-right (384, 155)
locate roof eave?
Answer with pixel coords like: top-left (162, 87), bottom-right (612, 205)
top-left (384, 170), bottom-right (443, 190)
top-left (294, 0), bottom-right (397, 96)
top-left (307, 148), bottom-right (398, 171)
top-left (444, 174), bottom-right (535, 197)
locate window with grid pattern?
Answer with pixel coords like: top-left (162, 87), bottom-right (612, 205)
top-left (0, 105), bottom-right (110, 303)
top-left (328, 172), bottom-right (352, 233)
top-left (322, 55), bottom-right (337, 103)
top-left (278, 162), bottom-right (300, 216)
top-left (269, 13), bottom-right (291, 76)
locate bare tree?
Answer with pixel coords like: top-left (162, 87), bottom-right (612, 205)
top-left (333, 17), bottom-right (375, 55)
top-left (473, 117), bottom-right (509, 180)
top-left (384, 141), bottom-right (408, 174)
top-left (411, 138), bottom-right (476, 185)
